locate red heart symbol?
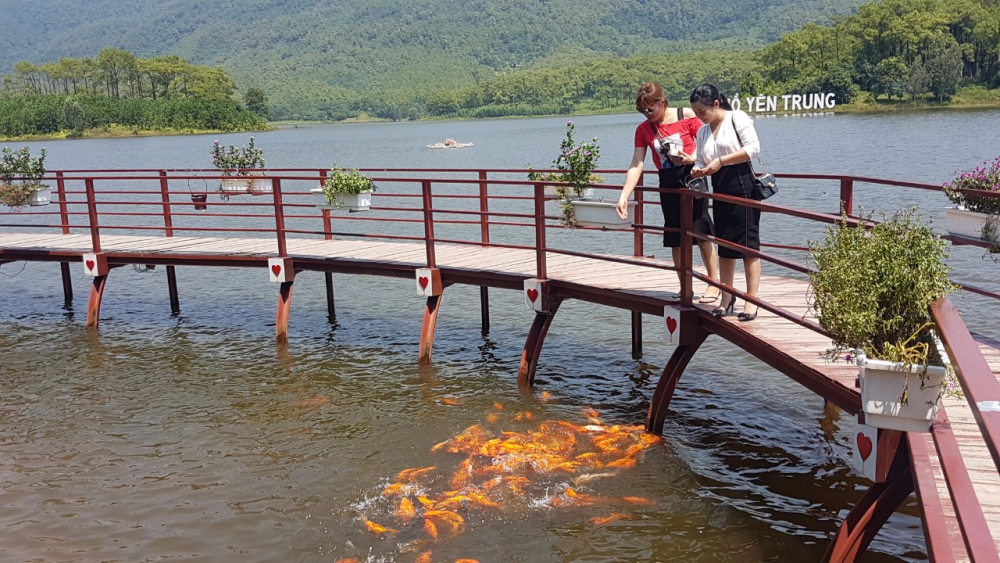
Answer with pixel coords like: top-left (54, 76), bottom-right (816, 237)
top-left (857, 433), bottom-right (872, 462)
top-left (526, 288), bottom-right (539, 303)
top-left (666, 316), bottom-right (678, 335)
top-left (419, 276), bottom-right (429, 290)
top-left (85, 259), bottom-right (95, 271)
top-left (271, 264), bottom-right (282, 276)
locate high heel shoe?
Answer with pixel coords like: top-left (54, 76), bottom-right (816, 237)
top-left (737, 305), bottom-right (758, 322)
top-left (712, 298), bottom-right (736, 318)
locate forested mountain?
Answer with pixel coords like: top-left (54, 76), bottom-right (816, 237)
top-left (0, 0), bottom-right (866, 119)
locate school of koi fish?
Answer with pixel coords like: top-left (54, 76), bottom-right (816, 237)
top-left (336, 400), bottom-right (661, 563)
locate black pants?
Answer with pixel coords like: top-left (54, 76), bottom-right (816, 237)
top-left (658, 165), bottom-right (714, 248)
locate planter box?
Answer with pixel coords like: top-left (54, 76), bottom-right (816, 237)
top-left (944, 207), bottom-right (999, 240)
top-left (857, 352), bottom-right (947, 433)
top-left (570, 200), bottom-right (636, 229)
top-left (220, 178), bottom-right (250, 194)
top-left (30, 187), bottom-right (52, 206)
top-left (311, 188), bottom-right (372, 212)
top-left (249, 178), bottom-right (272, 194)
top-left (544, 185), bottom-right (592, 200)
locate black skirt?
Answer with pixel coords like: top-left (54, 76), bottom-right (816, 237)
top-left (710, 162), bottom-right (760, 259)
top-left (658, 165), bottom-right (714, 248)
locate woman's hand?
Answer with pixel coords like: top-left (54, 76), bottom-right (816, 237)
top-left (615, 195), bottom-right (630, 220)
top-left (669, 150), bottom-right (694, 166)
top-left (701, 157), bottom-right (723, 176)
top-left (690, 167), bottom-right (706, 179)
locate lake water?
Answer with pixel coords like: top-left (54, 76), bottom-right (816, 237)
top-left (2, 110), bottom-right (999, 562)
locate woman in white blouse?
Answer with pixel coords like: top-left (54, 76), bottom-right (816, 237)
top-left (689, 83), bottom-right (762, 322)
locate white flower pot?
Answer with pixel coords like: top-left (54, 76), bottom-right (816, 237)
top-left (857, 351), bottom-right (947, 433)
top-left (220, 178), bottom-right (250, 194)
top-left (249, 178), bottom-right (272, 194)
top-left (311, 188), bottom-right (372, 212)
top-left (30, 187), bottom-right (52, 206)
top-left (544, 185), bottom-right (592, 200)
top-left (569, 200), bottom-right (636, 229)
top-left (944, 207), bottom-right (999, 240)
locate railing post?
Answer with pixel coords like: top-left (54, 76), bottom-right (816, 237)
top-left (479, 170), bottom-right (491, 336)
top-left (840, 177), bottom-right (854, 216)
top-left (272, 178), bottom-right (288, 257)
top-left (533, 183), bottom-right (547, 279)
top-left (56, 171), bottom-right (69, 234)
top-left (320, 168), bottom-right (332, 241)
top-left (678, 187), bottom-right (694, 305)
top-left (633, 185), bottom-right (644, 257)
top-left (422, 180), bottom-right (436, 268)
top-left (479, 170), bottom-right (490, 245)
top-left (158, 170), bottom-right (173, 237)
top-left (84, 178), bottom-right (101, 253)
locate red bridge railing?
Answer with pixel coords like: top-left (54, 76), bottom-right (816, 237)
top-left (1, 167), bottom-right (998, 560)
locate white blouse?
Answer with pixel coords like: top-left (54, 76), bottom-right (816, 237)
top-left (694, 110), bottom-right (761, 169)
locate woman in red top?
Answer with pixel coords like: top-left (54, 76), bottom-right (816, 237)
top-left (615, 82), bottom-right (720, 302)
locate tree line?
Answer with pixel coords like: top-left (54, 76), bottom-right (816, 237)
top-left (0, 48), bottom-right (268, 137)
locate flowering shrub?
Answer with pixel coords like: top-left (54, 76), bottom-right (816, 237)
top-left (942, 155), bottom-right (1000, 215)
top-left (528, 121), bottom-right (601, 199)
top-left (211, 137), bottom-right (265, 176)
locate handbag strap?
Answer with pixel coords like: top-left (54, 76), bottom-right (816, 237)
top-left (729, 113), bottom-right (768, 174)
top-left (647, 108), bottom-right (685, 136)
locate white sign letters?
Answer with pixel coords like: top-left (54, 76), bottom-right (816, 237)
top-left (731, 93), bottom-right (836, 113)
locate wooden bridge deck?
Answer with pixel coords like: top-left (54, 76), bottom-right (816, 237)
top-left (2, 231), bottom-right (999, 552)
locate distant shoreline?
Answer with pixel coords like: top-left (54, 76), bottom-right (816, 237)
top-left (3, 100), bottom-right (998, 142)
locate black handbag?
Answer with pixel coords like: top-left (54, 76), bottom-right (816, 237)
top-left (731, 114), bottom-right (777, 200)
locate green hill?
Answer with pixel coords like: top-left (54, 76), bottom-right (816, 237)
top-left (1, 0), bottom-right (866, 119)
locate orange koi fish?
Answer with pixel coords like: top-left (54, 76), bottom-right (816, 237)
top-left (364, 520), bottom-right (399, 536)
top-left (485, 413), bottom-right (500, 423)
top-left (417, 495), bottom-right (436, 509)
top-left (415, 551), bottom-right (433, 563)
top-left (454, 560), bottom-right (480, 563)
top-left (439, 396), bottom-right (465, 406)
top-left (397, 466), bottom-right (437, 483)
top-left (514, 411), bottom-right (535, 421)
top-left (622, 496), bottom-right (657, 506)
top-left (423, 510), bottom-right (466, 539)
top-left (395, 497), bottom-right (416, 523)
top-left (589, 513), bottom-right (632, 526)
top-left (493, 402), bottom-right (504, 410)
top-left (424, 517), bottom-right (439, 540)
top-left (539, 391), bottom-right (553, 402)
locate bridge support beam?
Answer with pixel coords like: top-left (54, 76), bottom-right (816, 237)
top-left (325, 272), bottom-right (336, 322)
top-left (646, 312), bottom-right (709, 434)
top-left (276, 281), bottom-right (294, 343)
top-left (60, 262), bottom-right (73, 305)
top-left (517, 297), bottom-right (563, 387)
top-left (86, 275), bottom-right (108, 329)
top-left (166, 266), bottom-right (180, 314)
top-left (419, 295), bottom-right (443, 365)
top-left (823, 433), bottom-right (911, 563)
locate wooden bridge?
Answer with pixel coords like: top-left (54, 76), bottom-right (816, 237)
top-left (1, 168), bottom-right (999, 561)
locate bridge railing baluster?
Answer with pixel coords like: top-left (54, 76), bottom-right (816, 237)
top-left (272, 177), bottom-right (288, 257)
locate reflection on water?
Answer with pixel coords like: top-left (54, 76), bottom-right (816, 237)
top-left (3, 110), bottom-right (999, 562)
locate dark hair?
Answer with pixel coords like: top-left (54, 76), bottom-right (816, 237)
top-left (689, 83), bottom-right (732, 111)
top-left (635, 82), bottom-right (667, 109)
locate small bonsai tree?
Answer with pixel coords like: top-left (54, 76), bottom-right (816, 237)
top-left (0, 146), bottom-right (48, 208)
top-left (320, 165), bottom-right (376, 208)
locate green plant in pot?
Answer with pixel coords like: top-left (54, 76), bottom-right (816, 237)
top-left (527, 121), bottom-right (603, 227)
top-left (211, 137), bottom-right (268, 199)
top-left (0, 146), bottom-right (49, 208)
top-left (942, 155), bottom-right (1000, 252)
top-left (809, 208), bottom-right (958, 432)
top-left (313, 165), bottom-right (377, 211)
top-left (809, 209), bottom-right (956, 432)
